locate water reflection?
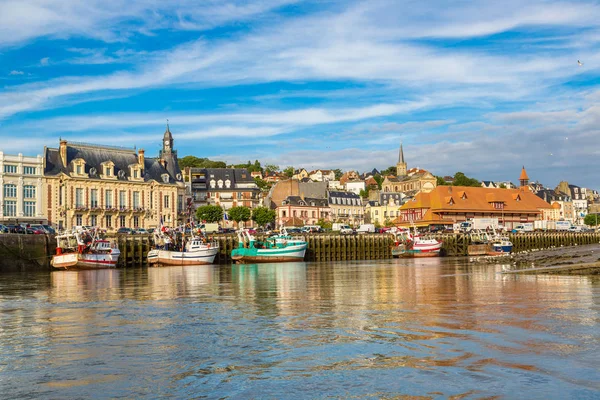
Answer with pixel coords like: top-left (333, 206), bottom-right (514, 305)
top-left (0, 259), bottom-right (599, 398)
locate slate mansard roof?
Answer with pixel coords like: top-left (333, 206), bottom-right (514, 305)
top-left (44, 142), bottom-right (182, 184)
top-left (190, 168), bottom-right (259, 189)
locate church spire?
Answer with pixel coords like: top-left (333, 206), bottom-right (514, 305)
top-left (398, 142), bottom-right (405, 163)
top-left (396, 141), bottom-right (407, 177)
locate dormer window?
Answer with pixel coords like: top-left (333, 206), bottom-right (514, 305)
top-left (217, 179), bottom-right (223, 188)
top-left (161, 174), bottom-right (170, 184)
top-left (128, 164), bottom-right (143, 182)
top-left (225, 179), bottom-right (231, 188)
top-left (101, 161), bottom-right (116, 179)
top-left (71, 158), bottom-right (88, 178)
top-left (210, 179), bottom-right (216, 188)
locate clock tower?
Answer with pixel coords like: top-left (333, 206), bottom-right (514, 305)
top-left (162, 122), bottom-right (174, 154)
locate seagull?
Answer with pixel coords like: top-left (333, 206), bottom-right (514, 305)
top-left (578, 60), bottom-right (584, 66)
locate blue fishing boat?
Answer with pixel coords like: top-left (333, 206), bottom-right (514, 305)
top-left (490, 236), bottom-right (513, 254)
top-left (231, 229), bottom-right (307, 263)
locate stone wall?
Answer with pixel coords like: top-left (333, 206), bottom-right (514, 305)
top-left (0, 234), bottom-right (56, 271)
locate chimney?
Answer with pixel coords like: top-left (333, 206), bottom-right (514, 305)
top-left (59, 139), bottom-right (68, 167)
top-left (138, 149), bottom-right (145, 171)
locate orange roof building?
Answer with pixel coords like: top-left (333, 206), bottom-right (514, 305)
top-left (395, 185), bottom-right (552, 229)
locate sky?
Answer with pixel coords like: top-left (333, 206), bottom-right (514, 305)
top-left (1, 0), bottom-right (600, 188)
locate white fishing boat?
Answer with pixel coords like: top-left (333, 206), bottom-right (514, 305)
top-left (231, 228), bottom-right (307, 263)
top-left (147, 227), bottom-right (219, 266)
top-left (51, 227), bottom-right (120, 270)
top-left (391, 227), bottom-right (443, 258)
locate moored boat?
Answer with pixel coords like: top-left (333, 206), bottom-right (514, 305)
top-left (148, 227), bottom-right (219, 266)
top-left (51, 227), bottom-right (120, 270)
top-left (231, 228), bottom-right (307, 263)
top-left (489, 236), bottom-right (513, 255)
top-left (391, 227), bottom-right (443, 258)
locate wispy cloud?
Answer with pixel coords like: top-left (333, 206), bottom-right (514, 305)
top-left (9, 70), bottom-right (24, 75)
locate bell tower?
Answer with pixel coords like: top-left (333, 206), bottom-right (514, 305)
top-left (396, 142), bottom-right (407, 177)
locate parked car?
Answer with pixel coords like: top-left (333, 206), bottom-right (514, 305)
top-left (26, 227), bottom-right (45, 234)
top-left (41, 224), bottom-right (56, 234)
top-left (30, 224), bottom-right (50, 233)
top-left (246, 228), bottom-right (258, 234)
top-left (117, 227), bottom-right (134, 235)
top-left (6, 224), bottom-right (25, 234)
top-left (135, 228), bottom-right (149, 234)
top-left (147, 228), bottom-right (155, 234)
top-left (220, 228), bottom-right (236, 234)
top-left (0, 224), bottom-right (9, 233)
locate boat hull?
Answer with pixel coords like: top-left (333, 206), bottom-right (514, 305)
top-left (51, 253), bottom-right (120, 270)
top-left (392, 243), bottom-right (443, 258)
top-left (231, 245), bottom-right (306, 263)
top-left (492, 244), bottom-right (513, 253)
top-left (147, 248), bottom-right (219, 266)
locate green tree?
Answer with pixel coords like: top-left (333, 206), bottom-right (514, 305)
top-left (584, 214), bottom-right (599, 226)
top-left (333, 169), bottom-right (343, 180)
top-left (283, 166), bottom-right (295, 178)
top-left (179, 156), bottom-right (227, 169)
top-left (373, 174), bottom-right (383, 189)
top-left (384, 218), bottom-right (395, 227)
top-left (195, 205), bottom-right (223, 223)
top-left (436, 176), bottom-right (449, 186)
top-left (317, 218), bottom-right (332, 230)
top-left (359, 188), bottom-right (369, 198)
top-left (264, 164), bottom-right (279, 173)
top-left (254, 177), bottom-right (270, 191)
top-left (498, 183), bottom-right (507, 189)
top-left (452, 172), bottom-right (481, 187)
top-left (381, 165), bottom-right (397, 176)
top-left (228, 206), bottom-right (252, 227)
top-left (252, 206), bottom-right (277, 227)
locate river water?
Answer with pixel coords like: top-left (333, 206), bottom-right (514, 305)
top-left (1, 258), bottom-right (599, 399)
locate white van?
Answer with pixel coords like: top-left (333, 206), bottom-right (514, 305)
top-left (356, 224), bottom-right (375, 234)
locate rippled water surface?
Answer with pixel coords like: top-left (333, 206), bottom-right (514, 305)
top-left (1, 258), bottom-right (600, 399)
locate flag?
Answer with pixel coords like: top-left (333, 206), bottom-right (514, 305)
top-left (160, 216), bottom-right (166, 232)
top-left (224, 212), bottom-right (228, 221)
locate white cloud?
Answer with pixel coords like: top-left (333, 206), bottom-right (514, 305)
top-left (9, 70), bottom-right (24, 75)
top-left (40, 57), bottom-right (49, 66)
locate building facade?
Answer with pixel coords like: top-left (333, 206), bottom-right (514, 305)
top-left (43, 127), bottom-right (185, 230)
top-left (365, 192), bottom-right (406, 225)
top-left (277, 196), bottom-right (329, 227)
top-left (186, 167), bottom-right (260, 226)
top-left (309, 169), bottom-right (336, 182)
top-left (395, 185), bottom-right (552, 229)
top-left (0, 152), bottom-right (47, 224)
top-left (328, 191), bottom-right (364, 225)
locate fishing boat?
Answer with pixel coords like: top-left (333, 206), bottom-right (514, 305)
top-left (231, 228), bottom-right (307, 263)
top-left (391, 227), bottom-right (443, 258)
top-left (489, 235), bottom-right (513, 254)
top-left (51, 226), bottom-right (120, 269)
top-left (147, 227), bottom-right (219, 266)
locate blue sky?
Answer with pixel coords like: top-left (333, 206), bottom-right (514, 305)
top-left (1, 0), bottom-right (600, 188)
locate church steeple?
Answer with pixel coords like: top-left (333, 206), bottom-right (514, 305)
top-left (396, 141), bottom-right (407, 177)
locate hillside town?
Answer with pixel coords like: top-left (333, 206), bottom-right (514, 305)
top-left (1, 125), bottom-right (599, 233)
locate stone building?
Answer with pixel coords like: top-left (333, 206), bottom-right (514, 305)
top-left (381, 143), bottom-right (436, 194)
top-left (43, 126), bottom-right (185, 230)
top-left (0, 152), bottom-right (47, 224)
